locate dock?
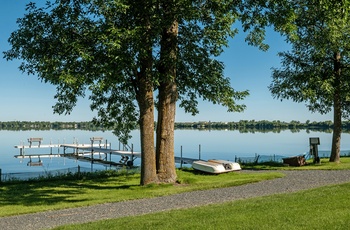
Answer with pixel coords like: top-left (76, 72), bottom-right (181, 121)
top-left (174, 157), bottom-right (200, 164)
top-left (14, 137), bottom-right (199, 168)
top-left (14, 137), bottom-right (141, 167)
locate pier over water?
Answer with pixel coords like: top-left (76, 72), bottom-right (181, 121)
top-left (14, 137), bottom-right (140, 167)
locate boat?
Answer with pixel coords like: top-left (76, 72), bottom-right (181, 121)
top-left (192, 159), bottom-right (241, 174)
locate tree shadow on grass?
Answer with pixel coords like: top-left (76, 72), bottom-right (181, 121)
top-left (0, 174), bottom-right (140, 208)
top-left (177, 167), bottom-right (221, 176)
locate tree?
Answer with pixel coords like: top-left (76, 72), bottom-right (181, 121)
top-left (5, 0), bottom-right (250, 184)
top-left (155, 0), bottom-right (178, 183)
top-left (268, 0), bottom-right (350, 162)
top-left (5, 0), bottom-right (160, 184)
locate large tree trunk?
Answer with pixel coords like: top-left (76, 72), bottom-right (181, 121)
top-left (156, 7), bottom-right (178, 183)
top-left (136, 12), bottom-right (158, 185)
top-left (330, 52), bottom-right (341, 163)
top-left (138, 82), bottom-right (158, 185)
top-left (156, 80), bottom-right (177, 183)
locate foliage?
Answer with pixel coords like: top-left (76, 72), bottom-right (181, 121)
top-left (0, 119), bottom-right (345, 132)
top-left (0, 121), bottom-right (105, 130)
top-left (3, 0), bottom-right (259, 184)
top-left (267, 0), bottom-right (350, 162)
top-left (269, 1), bottom-right (350, 116)
top-left (4, 0), bottom-right (249, 143)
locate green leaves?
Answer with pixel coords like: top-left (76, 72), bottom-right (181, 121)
top-left (176, 1), bottom-right (250, 116)
top-left (4, 0), bottom-right (253, 142)
top-left (269, 0), bottom-right (350, 119)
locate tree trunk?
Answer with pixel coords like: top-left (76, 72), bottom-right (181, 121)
top-left (156, 8), bottom-right (178, 183)
top-left (136, 12), bottom-right (158, 185)
top-left (330, 52), bottom-right (341, 163)
top-left (156, 80), bottom-right (177, 183)
top-left (138, 82), bottom-right (158, 185)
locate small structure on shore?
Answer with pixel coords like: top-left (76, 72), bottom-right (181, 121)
top-left (282, 155), bottom-right (306, 166)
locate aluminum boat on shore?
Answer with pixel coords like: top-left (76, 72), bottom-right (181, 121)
top-left (192, 159), bottom-right (241, 174)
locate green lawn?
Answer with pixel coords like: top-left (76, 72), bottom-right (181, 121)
top-left (2, 158), bottom-right (350, 229)
top-left (54, 182), bottom-right (350, 230)
top-left (0, 168), bottom-right (282, 217)
top-left (242, 156), bottom-right (350, 170)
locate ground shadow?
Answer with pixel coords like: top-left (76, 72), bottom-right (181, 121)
top-left (0, 174), bottom-right (139, 207)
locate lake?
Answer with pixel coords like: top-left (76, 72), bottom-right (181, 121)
top-left (0, 129), bottom-right (349, 179)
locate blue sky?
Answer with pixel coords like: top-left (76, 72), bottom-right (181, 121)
top-left (0, 1), bottom-right (333, 122)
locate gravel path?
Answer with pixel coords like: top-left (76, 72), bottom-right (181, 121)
top-left (1, 170), bottom-right (350, 230)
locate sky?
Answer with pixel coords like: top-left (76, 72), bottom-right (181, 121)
top-left (0, 1), bottom-right (333, 123)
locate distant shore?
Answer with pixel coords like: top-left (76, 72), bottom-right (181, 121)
top-left (0, 120), bottom-right (344, 132)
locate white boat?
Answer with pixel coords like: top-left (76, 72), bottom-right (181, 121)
top-left (209, 159), bottom-right (242, 171)
top-left (192, 159), bottom-right (241, 174)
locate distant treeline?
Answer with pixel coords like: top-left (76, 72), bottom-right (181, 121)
top-left (1, 120), bottom-right (350, 133)
top-left (0, 121), bottom-right (104, 131)
top-left (174, 120), bottom-right (350, 133)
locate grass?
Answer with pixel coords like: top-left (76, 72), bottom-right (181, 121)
top-left (54, 182), bottom-right (350, 230)
top-left (0, 168), bottom-right (282, 217)
top-left (3, 159), bottom-right (350, 229)
top-left (242, 156), bottom-right (350, 170)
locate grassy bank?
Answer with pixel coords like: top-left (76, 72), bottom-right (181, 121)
top-left (0, 168), bottom-right (282, 217)
top-left (242, 156), bottom-right (350, 170)
top-left (54, 182), bottom-right (350, 230)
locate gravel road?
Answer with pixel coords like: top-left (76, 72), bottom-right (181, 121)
top-left (1, 170), bottom-right (350, 230)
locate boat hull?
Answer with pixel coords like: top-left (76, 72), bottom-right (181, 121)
top-left (208, 159), bottom-right (241, 171)
top-left (192, 159), bottom-right (241, 174)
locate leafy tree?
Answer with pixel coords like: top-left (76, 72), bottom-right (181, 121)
top-left (5, 0), bottom-right (251, 184)
top-left (5, 0), bottom-right (161, 184)
top-left (268, 0), bottom-right (350, 162)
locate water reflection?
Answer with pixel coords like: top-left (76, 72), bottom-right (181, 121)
top-left (1, 129), bottom-right (349, 175)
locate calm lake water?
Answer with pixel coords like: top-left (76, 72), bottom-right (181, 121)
top-left (0, 129), bottom-right (349, 177)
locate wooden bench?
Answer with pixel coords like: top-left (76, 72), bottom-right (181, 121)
top-left (90, 137), bottom-right (104, 145)
top-left (28, 137), bottom-right (43, 147)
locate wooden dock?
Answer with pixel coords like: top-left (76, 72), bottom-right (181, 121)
top-left (60, 144), bottom-right (141, 157)
top-left (14, 137), bottom-right (140, 167)
top-left (174, 157), bottom-right (200, 164)
top-left (14, 137), bottom-right (198, 168)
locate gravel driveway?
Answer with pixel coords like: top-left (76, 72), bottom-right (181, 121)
top-left (1, 170), bottom-right (350, 230)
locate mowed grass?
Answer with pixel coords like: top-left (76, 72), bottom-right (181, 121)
top-left (54, 182), bottom-right (350, 230)
top-left (242, 156), bottom-right (350, 170)
top-left (0, 168), bottom-right (282, 217)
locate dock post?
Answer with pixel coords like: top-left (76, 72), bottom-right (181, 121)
top-left (199, 144), bottom-right (201, 160)
top-left (19, 140), bottom-right (25, 156)
top-left (131, 144), bottom-right (134, 166)
top-left (0, 168), bottom-right (2, 183)
top-left (180, 146), bottom-right (183, 168)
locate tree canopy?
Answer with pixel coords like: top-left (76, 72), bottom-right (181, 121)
top-left (4, 0), bottom-right (259, 184)
top-left (4, 1), bottom-right (250, 137)
top-left (269, 0), bottom-right (350, 162)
